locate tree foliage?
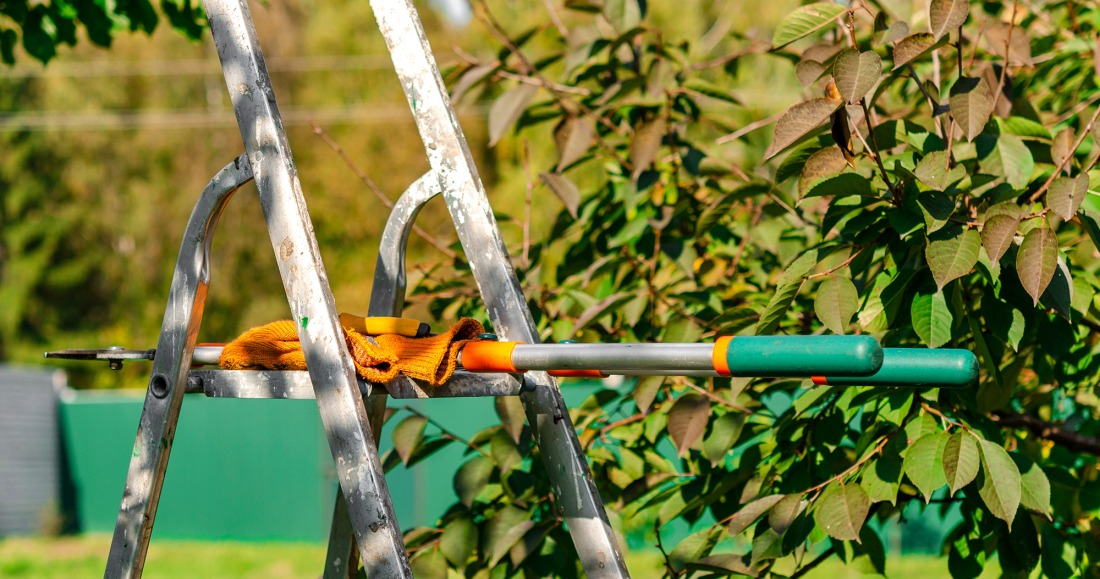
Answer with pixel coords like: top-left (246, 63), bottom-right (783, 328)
top-left (390, 0), bottom-right (1100, 576)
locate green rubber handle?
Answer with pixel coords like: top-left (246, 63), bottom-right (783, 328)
top-left (723, 335), bottom-right (882, 377)
top-left (816, 349), bottom-right (978, 388)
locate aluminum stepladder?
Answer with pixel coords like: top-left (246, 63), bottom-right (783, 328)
top-left (102, 0), bottom-right (631, 576)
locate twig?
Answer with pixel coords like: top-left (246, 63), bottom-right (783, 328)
top-left (804, 435), bottom-right (891, 494)
top-left (681, 380), bottom-right (752, 414)
top-left (309, 122), bottom-right (458, 259)
top-left (539, 0), bottom-right (568, 37)
top-left (1029, 106), bottom-right (1100, 203)
top-left (921, 402), bottom-right (972, 433)
top-left (402, 405), bottom-right (490, 457)
top-left (806, 245), bottom-right (867, 279)
top-left (851, 100), bottom-right (899, 200)
top-left (654, 520), bottom-right (679, 578)
top-left (522, 139), bottom-right (533, 269)
top-left (987, 0), bottom-right (1019, 115)
top-left (790, 546), bottom-right (837, 579)
top-left (715, 110), bottom-right (784, 145)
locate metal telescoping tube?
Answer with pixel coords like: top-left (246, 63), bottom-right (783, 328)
top-left (192, 346), bottom-right (222, 366)
top-left (510, 343), bottom-right (717, 372)
top-left (814, 349), bottom-right (979, 388)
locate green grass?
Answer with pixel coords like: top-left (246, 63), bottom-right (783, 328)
top-left (0, 535), bottom-right (999, 577)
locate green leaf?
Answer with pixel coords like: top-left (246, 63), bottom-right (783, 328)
top-left (495, 396), bottom-right (526, 444)
top-left (440, 515), bottom-right (477, 571)
top-left (981, 214), bottom-right (1019, 264)
top-left (814, 275), bottom-right (859, 334)
top-left (977, 133), bottom-right (1034, 190)
top-left (911, 289), bottom-right (953, 347)
top-left (554, 116), bottom-right (595, 171)
top-left (454, 455), bottom-right (494, 506)
top-left (813, 482), bottom-right (870, 542)
top-left (832, 48), bottom-right (882, 104)
top-left (997, 116), bottom-right (1051, 140)
top-left (540, 173), bottom-right (581, 219)
top-left (1047, 173), bottom-right (1090, 220)
top-left (802, 172), bottom-right (873, 200)
top-left (772, 3), bottom-right (848, 48)
top-left (978, 439), bottom-right (1022, 528)
top-left (949, 77), bottom-right (994, 141)
top-left (1042, 257), bottom-right (1074, 319)
top-left (668, 393), bottom-right (710, 456)
top-left (892, 33), bottom-right (940, 69)
top-left (768, 494), bottom-right (805, 534)
top-left (1013, 454), bottom-right (1052, 517)
top-left (915, 150), bottom-right (966, 191)
top-left (799, 147), bottom-right (849, 199)
top-left (861, 452), bottom-right (902, 504)
top-left (630, 116), bottom-right (667, 179)
top-left (927, 225), bottom-right (981, 290)
top-left (941, 432), bottom-right (980, 495)
top-left (670, 526), bottom-right (723, 572)
top-left (703, 412), bottom-right (745, 464)
top-left (392, 415), bottom-right (427, 467)
top-left (1016, 226), bottom-right (1058, 305)
top-left (750, 528), bottom-right (783, 567)
top-left (903, 433), bottom-right (948, 500)
top-left (727, 494), bottom-right (785, 537)
top-left (765, 98), bottom-right (844, 160)
top-left (929, 0), bottom-right (969, 40)
top-left (488, 84), bottom-right (538, 146)
top-left (916, 190), bottom-right (955, 233)
top-left (633, 376), bottom-right (664, 414)
top-left (410, 548), bottom-right (448, 578)
top-left (486, 505), bottom-right (535, 567)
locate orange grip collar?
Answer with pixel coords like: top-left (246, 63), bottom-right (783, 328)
top-left (712, 336), bottom-right (733, 377)
top-left (461, 341), bottom-right (523, 373)
top-left (811, 376), bottom-right (828, 385)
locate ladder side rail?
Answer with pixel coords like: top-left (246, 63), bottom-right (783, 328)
top-left (105, 156), bottom-right (253, 578)
top-left (369, 1), bottom-right (630, 576)
top-left (325, 170), bottom-right (442, 577)
top-left (203, 0), bottom-right (411, 576)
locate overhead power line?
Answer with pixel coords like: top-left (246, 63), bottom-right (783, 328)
top-left (0, 55), bottom-right (396, 79)
top-left (0, 105), bottom-right (486, 132)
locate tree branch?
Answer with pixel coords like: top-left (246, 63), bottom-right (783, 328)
top-left (992, 410), bottom-right (1100, 456)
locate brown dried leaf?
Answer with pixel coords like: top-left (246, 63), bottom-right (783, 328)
top-left (668, 393), bottom-right (711, 456)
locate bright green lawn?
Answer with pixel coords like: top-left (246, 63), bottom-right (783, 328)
top-left (0, 535), bottom-right (998, 578)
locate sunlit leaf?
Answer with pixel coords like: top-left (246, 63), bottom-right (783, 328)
top-left (765, 97), bottom-right (844, 160)
top-left (813, 482), bottom-right (870, 541)
top-left (926, 225), bottom-right (981, 290)
top-left (1047, 173), bottom-right (1089, 220)
top-left (981, 214), bottom-right (1019, 264)
top-left (486, 505), bottom-right (535, 566)
top-left (488, 84), bottom-right (538, 146)
top-left (977, 133), bottom-right (1034, 190)
top-left (772, 3), bottom-right (848, 48)
top-left (799, 147), bottom-right (849, 198)
top-left (892, 33), bottom-right (941, 69)
top-left (727, 494), bottom-right (785, 537)
top-left (796, 59), bottom-right (826, 88)
top-left (454, 455), bottom-right (494, 506)
top-left (832, 48), bottom-right (882, 104)
top-left (554, 116), bottom-right (596, 171)
top-left (915, 150), bottom-right (966, 190)
top-left (941, 431), bottom-right (980, 495)
top-left (392, 414), bottom-right (427, 465)
top-left (861, 452), bottom-right (902, 504)
top-left (703, 412), bottom-right (745, 464)
top-left (814, 275), bottom-right (858, 334)
top-left (949, 76), bottom-right (993, 141)
top-left (978, 439), bottom-right (1022, 528)
top-left (1052, 128), bottom-right (1075, 174)
top-left (630, 116), bottom-right (667, 178)
top-left (911, 289), bottom-right (953, 347)
top-left (768, 494), bottom-right (805, 534)
top-left (668, 393), bottom-right (710, 455)
top-left (929, 0), bottom-right (969, 40)
top-left (1016, 226), bottom-right (1058, 305)
top-left (540, 173), bottom-right (581, 218)
top-left (903, 433), bottom-right (948, 500)
top-left (440, 515), bottom-right (477, 571)
top-left (1013, 454), bottom-right (1052, 518)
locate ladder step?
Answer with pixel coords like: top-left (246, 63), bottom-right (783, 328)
top-left (187, 369), bottom-right (525, 399)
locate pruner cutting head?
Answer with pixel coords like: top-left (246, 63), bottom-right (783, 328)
top-left (45, 347), bottom-right (156, 370)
